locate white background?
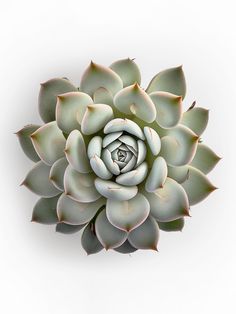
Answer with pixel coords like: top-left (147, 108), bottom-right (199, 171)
top-left (0, 1), bottom-right (235, 313)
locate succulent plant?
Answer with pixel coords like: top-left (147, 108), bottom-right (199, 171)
top-left (17, 58), bottom-right (220, 255)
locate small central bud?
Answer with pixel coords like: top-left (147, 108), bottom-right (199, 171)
top-left (117, 149), bottom-right (127, 162)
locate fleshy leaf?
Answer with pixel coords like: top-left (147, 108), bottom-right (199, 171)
top-left (81, 104), bottom-right (114, 135)
top-left (146, 66), bottom-right (186, 99)
top-left (95, 210), bottom-right (127, 250)
top-left (160, 125), bottom-right (198, 166)
top-left (106, 193), bottom-right (150, 232)
top-left (104, 118), bottom-right (145, 140)
top-left (150, 91), bottom-right (182, 128)
top-left (65, 130), bottom-right (91, 173)
top-left (56, 223), bottom-right (85, 234)
top-left (80, 61), bottom-right (123, 97)
top-left (109, 58), bottom-right (141, 87)
top-left (190, 143), bottom-right (221, 174)
top-left (94, 178), bottom-right (138, 201)
top-left (64, 166), bottom-right (101, 203)
top-left (145, 157), bottom-right (167, 192)
top-left (181, 166), bottom-right (217, 205)
top-left (87, 136), bottom-right (103, 159)
top-left (31, 121), bottom-right (66, 165)
top-left (90, 155), bottom-right (113, 180)
top-left (181, 107), bottom-right (209, 136)
top-left (116, 162), bottom-right (148, 186)
top-left (136, 140), bottom-right (147, 167)
top-left (32, 195), bottom-right (60, 224)
top-left (49, 157), bottom-right (68, 191)
top-left (57, 193), bottom-right (105, 225)
top-left (39, 78), bottom-right (77, 123)
top-left (114, 83), bottom-right (156, 123)
top-left (103, 132), bottom-right (123, 148)
top-left (16, 124), bottom-right (41, 162)
top-left (56, 92), bottom-right (93, 133)
top-left (144, 126), bottom-right (161, 156)
top-left (143, 178), bottom-right (189, 222)
top-left (167, 165), bottom-right (189, 183)
top-left (128, 216), bottom-right (159, 250)
top-left (114, 240), bottom-right (137, 254)
top-left (81, 223), bottom-right (103, 255)
top-left (102, 149), bottom-right (121, 176)
top-left (158, 218), bottom-right (185, 232)
top-left (22, 161), bottom-right (61, 198)
top-left (93, 87), bottom-right (113, 107)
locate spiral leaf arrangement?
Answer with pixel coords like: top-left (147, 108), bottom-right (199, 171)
top-left (17, 59), bottom-right (220, 254)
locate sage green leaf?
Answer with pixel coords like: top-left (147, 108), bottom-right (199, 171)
top-left (32, 195), bottom-right (60, 224)
top-left (56, 91), bottom-right (93, 133)
top-left (57, 193), bottom-right (105, 225)
top-left (128, 216), bottom-right (159, 250)
top-left (81, 104), bottom-right (114, 135)
top-left (95, 210), bottom-right (127, 249)
top-left (157, 218), bottom-right (185, 232)
top-left (146, 66), bottom-right (186, 99)
top-left (93, 87), bottom-right (113, 107)
top-left (136, 140), bottom-right (147, 167)
top-left (39, 78), bottom-right (77, 123)
top-left (144, 126), bottom-right (161, 156)
top-left (94, 178), bottom-right (138, 201)
top-left (49, 157), bottom-right (68, 191)
top-left (118, 135), bottom-right (138, 151)
top-left (87, 136), bottom-right (103, 159)
top-left (56, 223), bottom-right (85, 234)
top-left (109, 58), bottom-right (141, 87)
top-left (160, 125), bottom-right (198, 166)
top-left (65, 130), bottom-right (91, 173)
top-left (106, 193), bottom-right (150, 232)
top-left (120, 155), bottom-right (137, 173)
top-left (181, 166), bottom-right (217, 205)
top-left (145, 157), bottom-right (167, 192)
top-left (90, 155), bottom-right (113, 180)
top-left (150, 91), bottom-right (182, 128)
top-left (190, 143), bottom-right (221, 174)
top-left (64, 166), bottom-right (101, 203)
top-left (114, 240), bottom-right (137, 254)
top-left (104, 118), bottom-right (145, 140)
top-left (181, 107), bottom-right (209, 136)
top-left (22, 161), bottom-right (61, 198)
top-left (81, 224), bottom-right (103, 255)
top-left (16, 124), bottom-right (41, 162)
top-left (114, 83), bottom-right (156, 123)
top-left (103, 132), bottom-right (123, 148)
top-left (143, 178), bottom-right (189, 222)
top-left (102, 149), bottom-right (121, 175)
top-left (80, 61), bottom-right (123, 97)
top-left (167, 165), bottom-right (189, 183)
top-left (116, 162), bottom-right (148, 186)
top-left (31, 121), bottom-right (66, 165)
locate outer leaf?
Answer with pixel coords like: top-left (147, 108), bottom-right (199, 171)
top-left (95, 210), bottom-right (127, 250)
top-left (31, 121), bottom-right (66, 165)
top-left (81, 224), bottom-right (103, 255)
top-left (16, 124), bottom-right (41, 162)
top-left (128, 216), bottom-right (159, 250)
top-left (80, 61), bottom-right (123, 97)
top-left (114, 83), bottom-right (156, 123)
top-left (106, 193), bottom-right (150, 232)
top-left (64, 166), bottom-right (101, 203)
top-left (143, 178), bottom-right (189, 222)
top-left (39, 78), bottom-right (77, 123)
top-left (32, 195), bottom-right (60, 224)
top-left (49, 157), bottom-right (68, 191)
top-left (157, 218), bottom-right (185, 232)
top-left (150, 91), bottom-right (182, 128)
top-left (181, 166), bottom-right (217, 205)
top-left (57, 193), bottom-right (105, 225)
top-left (114, 240), bottom-right (137, 254)
top-left (56, 91), bottom-right (93, 133)
top-left (181, 107), bottom-right (209, 136)
top-left (190, 143), bottom-right (221, 174)
top-left (81, 104), bottom-right (114, 135)
top-left (56, 223), bottom-right (85, 234)
top-left (146, 66), bottom-right (186, 99)
top-left (22, 161), bottom-right (61, 198)
top-left (109, 58), bottom-right (141, 87)
top-left (145, 157), bottom-right (167, 192)
top-left (65, 130), bottom-right (91, 173)
top-left (93, 87), bottom-right (113, 107)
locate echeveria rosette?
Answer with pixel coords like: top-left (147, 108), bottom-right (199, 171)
top-left (17, 59), bottom-right (220, 255)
